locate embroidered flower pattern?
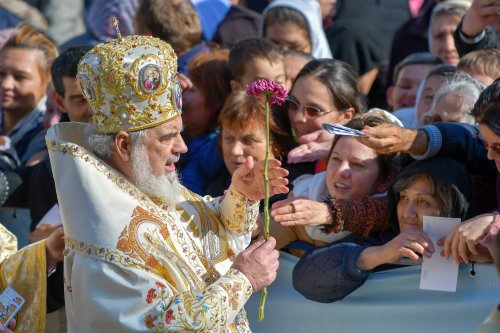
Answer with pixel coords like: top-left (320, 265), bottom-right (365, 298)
top-left (146, 288), bottom-right (156, 304)
top-left (142, 269), bottom-right (252, 332)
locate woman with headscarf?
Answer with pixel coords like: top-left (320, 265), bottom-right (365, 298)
top-left (293, 156), bottom-right (475, 303)
top-left (261, 0), bottom-right (333, 59)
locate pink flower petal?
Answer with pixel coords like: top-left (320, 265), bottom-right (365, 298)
top-left (246, 79), bottom-right (288, 105)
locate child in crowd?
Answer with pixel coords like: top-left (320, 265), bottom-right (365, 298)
top-left (458, 49), bottom-right (500, 86)
top-left (229, 37), bottom-right (286, 91)
top-left (134, 0), bottom-right (205, 75)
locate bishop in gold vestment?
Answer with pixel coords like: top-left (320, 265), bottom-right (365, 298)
top-left (48, 33), bottom-right (287, 332)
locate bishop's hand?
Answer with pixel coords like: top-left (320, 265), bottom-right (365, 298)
top-left (231, 156), bottom-right (289, 202)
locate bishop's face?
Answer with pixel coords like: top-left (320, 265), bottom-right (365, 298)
top-left (141, 116), bottom-right (187, 177)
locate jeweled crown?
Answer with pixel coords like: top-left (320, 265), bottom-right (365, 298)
top-left (77, 34), bottom-right (182, 133)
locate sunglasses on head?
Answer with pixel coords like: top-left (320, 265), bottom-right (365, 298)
top-left (286, 97), bottom-right (337, 118)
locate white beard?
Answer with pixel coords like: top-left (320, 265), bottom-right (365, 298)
top-left (130, 141), bottom-right (182, 209)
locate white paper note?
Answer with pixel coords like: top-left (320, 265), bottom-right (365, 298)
top-left (36, 204), bottom-right (62, 228)
top-left (419, 216), bottom-right (461, 292)
top-left (322, 123), bottom-right (368, 137)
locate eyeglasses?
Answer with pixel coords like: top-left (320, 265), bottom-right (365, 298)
top-left (286, 97), bottom-right (337, 118)
top-left (481, 139), bottom-right (500, 155)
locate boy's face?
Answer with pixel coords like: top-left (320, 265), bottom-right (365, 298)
top-left (387, 64), bottom-right (434, 111)
top-left (232, 57), bottom-right (286, 92)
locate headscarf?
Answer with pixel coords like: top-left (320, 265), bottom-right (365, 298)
top-left (387, 157), bottom-right (476, 233)
top-left (261, 0), bottom-right (333, 59)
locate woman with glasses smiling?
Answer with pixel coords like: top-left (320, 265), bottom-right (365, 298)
top-left (282, 59), bottom-right (366, 174)
top-left (286, 59), bottom-right (365, 142)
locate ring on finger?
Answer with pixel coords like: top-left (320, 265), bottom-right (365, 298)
top-left (289, 202), bottom-right (296, 214)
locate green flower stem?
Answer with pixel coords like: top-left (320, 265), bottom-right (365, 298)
top-left (258, 94), bottom-right (271, 322)
top-left (263, 96), bottom-right (270, 240)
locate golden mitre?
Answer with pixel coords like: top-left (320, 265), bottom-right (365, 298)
top-left (77, 34), bottom-right (182, 133)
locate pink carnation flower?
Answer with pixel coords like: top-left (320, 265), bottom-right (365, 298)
top-left (246, 79), bottom-right (288, 106)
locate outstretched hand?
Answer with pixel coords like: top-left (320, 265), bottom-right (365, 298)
top-left (29, 223), bottom-right (60, 243)
top-left (46, 226), bottom-right (65, 270)
top-left (231, 156), bottom-right (289, 201)
top-left (356, 124), bottom-right (427, 155)
top-left (356, 230), bottom-right (435, 271)
top-left (287, 129), bottom-right (333, 164)
top-left (381, 230), bottom-right (434, 264)
top-left (438, 213), bottom-right (495, 264)
top-left (461, 0), bottom-right (500, 36)
top-left (271, 196), bottom-right (332, 227)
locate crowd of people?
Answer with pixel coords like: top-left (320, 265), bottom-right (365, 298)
top-left (0, 0), bottom-right (499, 332)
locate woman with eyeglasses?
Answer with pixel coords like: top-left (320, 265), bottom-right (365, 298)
top-left (281, 59), bottom-right (366, 175)
top-left (286, 59), bottom-right (365, 142)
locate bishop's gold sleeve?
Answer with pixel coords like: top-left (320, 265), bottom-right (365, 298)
top-left (204, 184), bottom-right (260, 236)
top-left (0, 224), bottom-right (17, 264)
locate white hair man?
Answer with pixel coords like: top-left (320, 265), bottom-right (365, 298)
top-left (46, 33), bottom-right (288, 332)
top-left (423, 73), bottom-right (485, 125)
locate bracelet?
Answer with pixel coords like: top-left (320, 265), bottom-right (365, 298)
top-left (321, 194), bottom-right (344, 233)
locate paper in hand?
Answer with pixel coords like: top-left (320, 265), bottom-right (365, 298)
top-left (0, 286), bottom-right (25, 328)
top-left (36, 204), bottom-right (62, 228)
top-left (419, 216), bottom-right (460, 292)
top-left (322, 123), bottom-right (367, 137)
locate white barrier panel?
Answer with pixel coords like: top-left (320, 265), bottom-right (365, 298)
top-left (246, 252), bottom-right (499, 333)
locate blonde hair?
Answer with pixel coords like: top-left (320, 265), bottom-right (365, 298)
top-left (1, 24), bottom-right (58, 82)
top-left (458, 49), bottom-right (500, 80)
